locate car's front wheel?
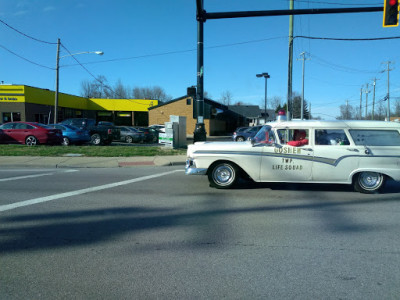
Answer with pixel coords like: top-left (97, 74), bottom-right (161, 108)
top-left (25, 135), bottom-right (38, 146)
top-left (91, 133), bottom-right (101, 145)
top-left (208, 162), bottom-right (239, 189)
top-left (62, 137), bottom-right (70, 146)
top-left (354, 172), bottom-right (386, 194)
top-left (125, 136), bottom-right (133, 143)
top-left (236, 136), bottom-right (245, 142)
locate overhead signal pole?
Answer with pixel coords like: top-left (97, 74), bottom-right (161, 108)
top-left (194, 1), bottom-right (384, 140)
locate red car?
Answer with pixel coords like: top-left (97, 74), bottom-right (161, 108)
top-left (0, 122), bottom-right (63, 146)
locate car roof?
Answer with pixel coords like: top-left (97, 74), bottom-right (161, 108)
top-left (267, 120), bottom-right (400, 130)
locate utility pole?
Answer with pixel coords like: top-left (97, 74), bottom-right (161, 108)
top-left (287, 0), bottom-right (294, 120)
top-left (363, 83), bottom-right (370, 119)
top-left (371, 78), bottom-right (379, 120)
top-left (359, 86), bottom-right (363, 120)
top-left (54, 38), bottom-right (60, 124)
top-left (382, 61), bottom-right (394, 121)
top-left (298, 52), bottom-right (309, 120)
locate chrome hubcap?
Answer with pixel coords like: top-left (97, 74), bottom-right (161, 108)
top-left (213, 164), bottom-right (234, 185)
top-left (359, 172), bottom-right (382, 190)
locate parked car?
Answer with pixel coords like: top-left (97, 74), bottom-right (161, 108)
top-left (232, 127), bottom-right (249, 141)
top-left (232, 126), bottom-right (262, 141)
top-left (118, 126), bottom-right (144, 143)
top-left (134, 127), bottom-right (158, 143)
top-left (59, 118), bottom-right (120, 145)
top-left (0, 122), bottom-right (63, 146)
top-left (186, 120), bottom-right (400, 193)
top-left (149, 124), bottom-right (166, 133)
top-left (48, 124), bottom-right (91, 146)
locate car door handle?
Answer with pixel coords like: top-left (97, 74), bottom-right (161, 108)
top-left (346, 148), bottom-right (359, 152)
top-left (302, 148), bottom-right (313, 151)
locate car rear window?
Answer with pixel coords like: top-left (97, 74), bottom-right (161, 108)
top-left (349, 129), bottom-right (400, 146)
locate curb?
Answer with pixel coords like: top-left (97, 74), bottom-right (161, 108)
top-left (0, 155), bottom-right (187, 168)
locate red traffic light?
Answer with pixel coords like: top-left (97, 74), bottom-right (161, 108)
top-left (383, 0), bottom-right (399, 27)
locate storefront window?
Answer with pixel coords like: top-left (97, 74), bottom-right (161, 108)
top-left (2, 112), bottom-right (21, 123)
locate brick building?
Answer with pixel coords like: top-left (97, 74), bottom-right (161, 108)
top-left (148, 89), bottom-right (254, 136)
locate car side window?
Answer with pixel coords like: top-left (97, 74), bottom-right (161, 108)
top-left (349, 130), bottom-right (400, 146)
top-left (315, 129), bottom-right (350, 145)
top-left (2, 123), bottom-right (15, 129)
top-left (15, 123), bottom-right (29, 129)
top-left (280, 129), bottom-right (309, 147)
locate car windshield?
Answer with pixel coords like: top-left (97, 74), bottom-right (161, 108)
top-left (63, 124), bottom-right (79, 130)
top-left (253, 126), bottom-right (275, 144)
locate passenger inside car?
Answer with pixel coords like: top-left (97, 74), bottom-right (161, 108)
top-left (287, 129), bottom-right (309, 147)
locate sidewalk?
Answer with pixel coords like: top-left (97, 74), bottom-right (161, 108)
top-left (0, 155), bottom-right (187, 168)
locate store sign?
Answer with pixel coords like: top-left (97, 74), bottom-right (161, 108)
top-left (0, 96), bottom-right (18, 101)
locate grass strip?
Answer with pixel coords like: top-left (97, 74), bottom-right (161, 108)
top-left (0, 145), bottom-right (186, 157)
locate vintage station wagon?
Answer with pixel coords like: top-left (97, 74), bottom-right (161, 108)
top-left (185, 120), bottom-right (400, 193)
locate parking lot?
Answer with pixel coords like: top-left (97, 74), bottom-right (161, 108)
top-left (1, 166), bottom-right (400, 299)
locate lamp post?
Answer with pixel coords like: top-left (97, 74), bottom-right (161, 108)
top-left (256, 72), bottom-right (270, 124)
top-left (54, 38), bottom-right (103, 123)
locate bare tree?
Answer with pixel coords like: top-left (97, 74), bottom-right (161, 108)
top-left (220, 90), bottom-right (233, 105)
top-left (113, 79), bottom-right (130, 99)
top-left (132, 86), bottom-right (172, 102)
top-left (337, 102), bottom-right (355, 120)
top-left (393, 100), bottom-right (400, 117)
top-left (80, 75), bottom-right (111, 98)
top-left (269, 96), bottom-right (282, 111)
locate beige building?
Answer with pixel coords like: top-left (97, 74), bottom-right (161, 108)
top-left (148, 92), bottom-right (245, 136)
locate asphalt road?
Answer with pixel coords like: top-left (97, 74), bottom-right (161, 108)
top-left (1, 166), bottom-right (400, 299)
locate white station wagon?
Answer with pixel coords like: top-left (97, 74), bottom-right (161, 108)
top-left (185, 120), bottom-right (400, 193)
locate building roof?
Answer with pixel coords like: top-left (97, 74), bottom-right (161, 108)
top-left (228, 105), bottom-right (261, 118)
top-left (148, 95), bottom-right (228, 111)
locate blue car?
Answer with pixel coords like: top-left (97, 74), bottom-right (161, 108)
top-left (49, 124), bottom-right (91, 146)
top-left (232, 125), bottom-right (263, 141)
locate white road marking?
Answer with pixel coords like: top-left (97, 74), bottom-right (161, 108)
top-left (0, 170), bottom-right (182, 212)
top-left (0, 170), bottom-right (78, 182)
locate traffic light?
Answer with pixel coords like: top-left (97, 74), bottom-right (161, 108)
top-left (383, 0), bottom-right (399, 27)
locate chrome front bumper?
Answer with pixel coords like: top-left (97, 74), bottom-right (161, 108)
top-left (185, 159), bottom-right (207, 175)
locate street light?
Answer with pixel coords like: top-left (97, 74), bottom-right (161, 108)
top-left (256, 72), bottom-right (270, 124)
top-left (54, 38), bottom-right (104, 123)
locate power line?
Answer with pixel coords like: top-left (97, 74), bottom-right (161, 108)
top-left (295, 35), bottom-right (400, 41)
top-left (0, 18), bottom-right (56, 45)
top-left (60, 43), bottom-right (99, 82)
top-left (0, 43), bottom-right (54, 70)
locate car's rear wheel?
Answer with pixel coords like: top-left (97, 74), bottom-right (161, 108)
top-left (25, 135), bottom-right (38, 146)
top-left (62, 137), bottom-right (70, 146)
top-left (354, 172), bottom-right (386, 194)
top-left (236, 136), bottom-right (245, 142)
top-left (91, 133), bottom-right (101, 145)
top-left (208, 162), bottom-right (239, 189)
top-left (125, 136), bottom-right (133, 143)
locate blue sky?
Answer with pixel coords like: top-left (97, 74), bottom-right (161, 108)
top-left (1, 0), bottom-right (399, 119)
